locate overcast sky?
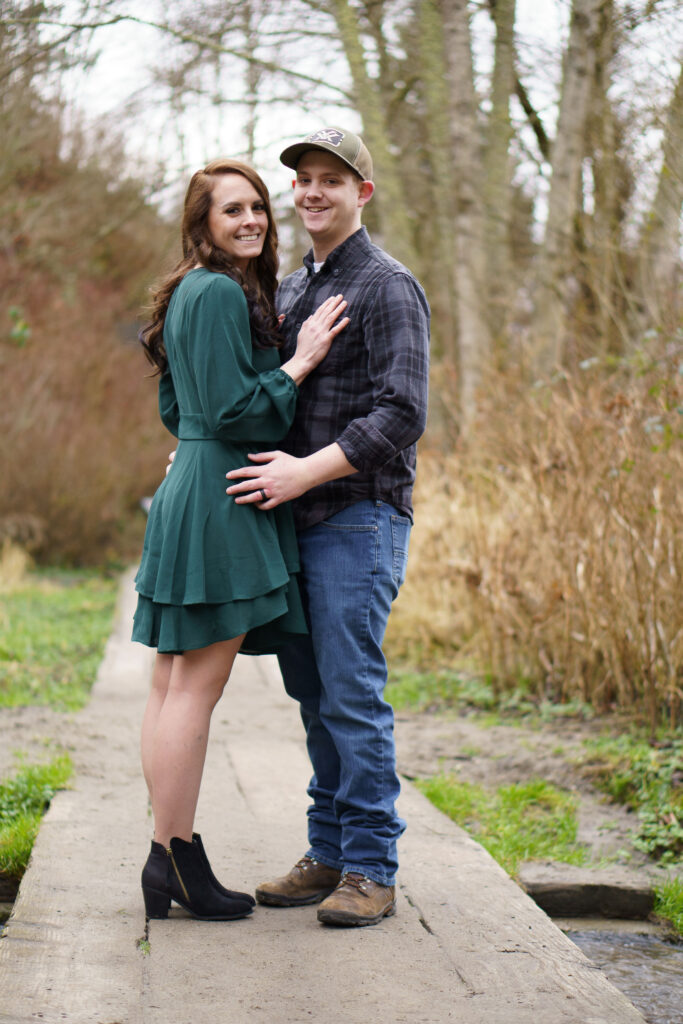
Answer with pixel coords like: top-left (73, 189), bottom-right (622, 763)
top-left (58, 1), bottom-right (568, 192)
top-left (55, 0), bottom-right (679, 230)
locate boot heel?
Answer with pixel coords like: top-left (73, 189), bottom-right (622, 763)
top-left (143, 886), bottom-right (171, 919)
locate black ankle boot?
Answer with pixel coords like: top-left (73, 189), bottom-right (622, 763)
top-left (192, 833), bottom-right (255, 907)
top-left (141, 840), bottom-right (170, 917)
top-left (141, 838), bottom-right (253, 921)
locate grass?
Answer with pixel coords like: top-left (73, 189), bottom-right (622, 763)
top-left (385, 666), bottom-right (532, 715)
top-left (0, 565), bottom-right (116, 887)
top-left (416, 775), bottom-right (588, 876)
top-left (0, 755), bottom-right (73, 879)
top-left (0, 568), bottom-right (118, 709)
top-left (653, 877), bottom-right (683, 935)
top-left (385, 668), bottom-right (463, 712)
top-left (386, 664), bottom-right (593, 722)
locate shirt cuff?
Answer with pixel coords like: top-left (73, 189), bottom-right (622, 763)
top-left (337, 422), bottom-right (395, 472)
top-left (276, 367), bottom-right (300, 395)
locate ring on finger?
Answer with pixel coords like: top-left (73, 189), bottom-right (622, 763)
top-left (259, 488), bottom-right (268, 502)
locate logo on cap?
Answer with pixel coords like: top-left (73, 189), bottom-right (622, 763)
top-left (307, 129), bottom-right (344, 147)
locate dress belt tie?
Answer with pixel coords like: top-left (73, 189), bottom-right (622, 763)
top-left (178, 414), bottom-right (215, 440)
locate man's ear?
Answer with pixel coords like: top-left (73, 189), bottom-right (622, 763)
top-left (358, 180), bottom-right (375, 208)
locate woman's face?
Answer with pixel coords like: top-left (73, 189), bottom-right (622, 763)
top-left (207, 173), bottom-right (269, 271)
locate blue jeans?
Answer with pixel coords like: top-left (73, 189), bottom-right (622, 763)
top-left (277, 500), bottom-right (411, 886)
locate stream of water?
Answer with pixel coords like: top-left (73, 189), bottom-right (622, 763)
top-left (568, 930), bottom-right (683, 1024)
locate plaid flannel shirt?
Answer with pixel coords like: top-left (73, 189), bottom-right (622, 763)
top-left (277, 227), bottom-right (430, 532)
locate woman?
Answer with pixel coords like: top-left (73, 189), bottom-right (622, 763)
top-left (132, 159), bottom-right (348, 922)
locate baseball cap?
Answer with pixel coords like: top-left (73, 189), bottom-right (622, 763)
top-left (280, 127), bottom-right (373, 181)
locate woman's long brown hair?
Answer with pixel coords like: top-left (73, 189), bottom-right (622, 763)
top-left (140, 159), bottom-right (280, 374)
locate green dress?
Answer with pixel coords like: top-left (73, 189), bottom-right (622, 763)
top-left (132, 268), bottom-right (307, 655)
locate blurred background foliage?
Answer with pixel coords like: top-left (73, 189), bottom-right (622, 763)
top-left (0, 0), bottom-right (680, 724)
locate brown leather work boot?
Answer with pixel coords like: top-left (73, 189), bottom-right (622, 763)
top-left (316, 872), bottom-right (396, 927)
top-left (255, 855), bottom-right (342, 906)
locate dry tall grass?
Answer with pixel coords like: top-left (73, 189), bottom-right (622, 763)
top-left (389, 345), bottom-right (682, 727)
top-left (0, 540), bottom-right (32, 592)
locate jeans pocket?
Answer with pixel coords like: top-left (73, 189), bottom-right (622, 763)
top-left (320, 521), bottom-right (377, 532)
top-left (320, 501), bottom-right (378, 533)
top-left (390, 515), bottom-right (411, 587)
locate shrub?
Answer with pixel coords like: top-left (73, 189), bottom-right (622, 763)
top-left (0, 269), bottom-right (175, 563)
top-left (0, 59), bottom-right (176, 565)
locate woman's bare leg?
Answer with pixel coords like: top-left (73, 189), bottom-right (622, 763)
top-left (141, 652), bottom-right (173, 800)
top-left (148, 636), bottom-right (244, 848)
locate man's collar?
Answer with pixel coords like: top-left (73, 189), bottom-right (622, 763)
top-left (302, 226), bottom-right (370, 275)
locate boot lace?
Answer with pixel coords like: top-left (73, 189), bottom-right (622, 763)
top-left (295, 855), bottom-right (318, 872)
top-left (339, 872), bottom-right (369, 894)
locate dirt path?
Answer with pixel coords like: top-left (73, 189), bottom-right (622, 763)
top-left (1, 705), bottom-right (83, 780)
top-left (393, 707), bottom-right (671, 877)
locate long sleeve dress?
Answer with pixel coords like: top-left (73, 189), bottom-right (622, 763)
top-left (131, 268), bottom-right (307, 655)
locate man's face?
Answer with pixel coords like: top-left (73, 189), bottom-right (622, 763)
top-left (292, 151), bottom-right (371, 256)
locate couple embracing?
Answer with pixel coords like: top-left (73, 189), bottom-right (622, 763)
top-left (132, 127), bottom-right (430, 929)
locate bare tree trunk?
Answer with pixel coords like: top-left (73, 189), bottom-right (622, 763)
top-left (417, 0), bottom-right (457, 360)
top-left (483, 0), bottom-right (516, 343)
top-left (442, 0), bottom-right (492, 428)
top-left (241, 1), bottom-right (260, 163)
top-left (328, 0), bottom-right (416, 268)
top-left (533, 0), bottom-right (602, 372)
top-left (585, 0), bottom-right (623, 354)
top-left (639, 58), bottom-right (683, 325)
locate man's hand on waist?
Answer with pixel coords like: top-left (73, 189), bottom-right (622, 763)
top-left (226, 451), bottom-right (314, 509)
top-left (226, 443), bottom-right (357, 510)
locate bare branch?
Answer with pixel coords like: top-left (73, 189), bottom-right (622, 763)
top-left (514, 72), bottom-right (551, 162)
top-left (2, 12), bottom-right (353, 98)
top-left (0, 20), bottom-right (96, 82)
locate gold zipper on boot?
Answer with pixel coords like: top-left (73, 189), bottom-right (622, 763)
top-left (167, 846), bottom-right (190, 903)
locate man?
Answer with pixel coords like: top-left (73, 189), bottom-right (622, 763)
top-left (226, 127), bottom-right (430, 927)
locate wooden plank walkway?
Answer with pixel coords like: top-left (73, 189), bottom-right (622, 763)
top-left (0, 573), bottom-right (646, 1024)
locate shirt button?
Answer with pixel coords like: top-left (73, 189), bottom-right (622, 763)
top-left (333, 269), bottom-right (340, 276)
